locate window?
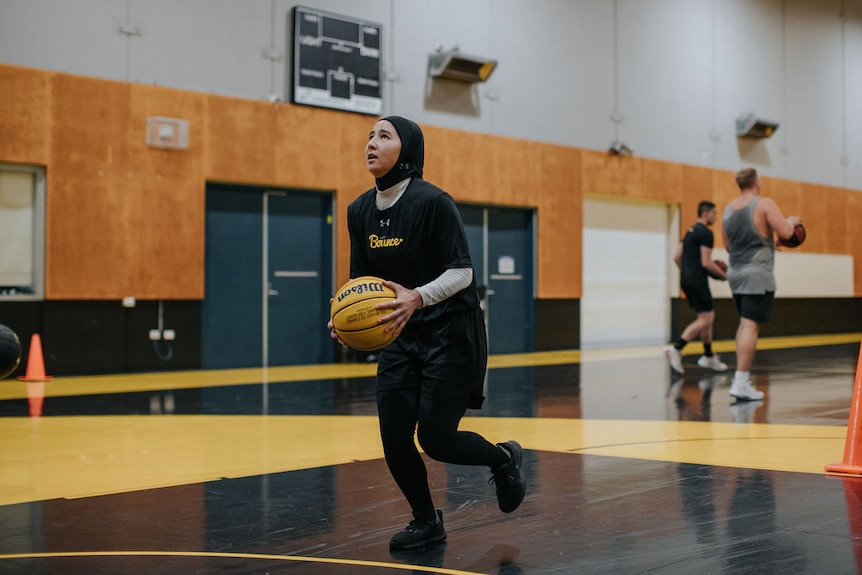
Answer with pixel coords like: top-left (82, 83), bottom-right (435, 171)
top-left (0, 164), bottom-right (45, 300)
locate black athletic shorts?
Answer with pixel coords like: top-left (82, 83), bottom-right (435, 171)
top-left (376, 307), bottom-right (487, 409)
top-left (733, 291), bottom-right (775, 323)
top-left (682, 281), bottom-right (714, 313)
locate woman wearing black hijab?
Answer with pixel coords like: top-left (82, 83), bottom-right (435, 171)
top-left (338, 116), bottom-right (526, 550)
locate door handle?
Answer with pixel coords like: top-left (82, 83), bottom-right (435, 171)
top-left (269, 289), bottom-right (279, 296)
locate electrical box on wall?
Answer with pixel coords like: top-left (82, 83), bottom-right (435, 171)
top-left (146, 117), bottom-right (189, 149)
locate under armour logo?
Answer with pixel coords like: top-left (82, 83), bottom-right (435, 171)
top-left (379, 219), bottom-right (390, 227)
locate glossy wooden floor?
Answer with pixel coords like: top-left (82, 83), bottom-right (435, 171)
top-left (2, 334), bottom-right (862, 574)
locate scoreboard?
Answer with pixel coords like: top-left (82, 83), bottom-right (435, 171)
top-left (290, 6), bottom-right (383, 115)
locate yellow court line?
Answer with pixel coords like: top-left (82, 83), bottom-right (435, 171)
top-left (0, 415), bottom-right (850, 507)
top-left (0, 333), bottom-right (858, 401)
top-left (0, 551), bottom-right (481, 575)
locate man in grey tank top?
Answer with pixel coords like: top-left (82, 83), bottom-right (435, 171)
top-left (721, 168), bottom-right (802, 401)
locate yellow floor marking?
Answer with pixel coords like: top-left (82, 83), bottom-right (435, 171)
top-left (0, 415), bottom-right (849, 507)
top-left (1, 333), bottom-right (858, 401)
top-left (0, 551), bottom-right (480, 575)
top-left (0, 363), bottom-right (379, 401)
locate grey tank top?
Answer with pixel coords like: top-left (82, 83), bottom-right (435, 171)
top-left (722, 197), bottom-right (775, 293)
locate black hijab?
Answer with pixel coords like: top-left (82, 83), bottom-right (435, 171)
top-left (375, 115), bottom-right (425, 191)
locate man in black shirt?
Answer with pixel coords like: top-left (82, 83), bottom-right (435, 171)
top-left (664, 201), bottom-right (728, 374)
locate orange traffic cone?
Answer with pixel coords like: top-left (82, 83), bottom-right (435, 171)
top-left (826, 341), bottom-right (862, 474)
top-left (17, 334), bottom-right (53, 382)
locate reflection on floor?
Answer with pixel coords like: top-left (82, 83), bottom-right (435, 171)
top-left (1, 335), bottom-right (861, 574)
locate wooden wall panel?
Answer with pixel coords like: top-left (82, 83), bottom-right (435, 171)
top-left (639, 159), bottom-right (684, 204)
top-left (276, 105), bottom-right (347, 190)
top-left (47, 74), bottom-right (134, 299)
top-left (128, 85), bottom-right (206, 299)
top-left (537, 144), bottom-right (582, 298)
top-left (420, 125), bottom-right (451, 190)
top-left (491, 135), bottom-right (542, 206)
top-left (3, 65), bottom-right (862, 301)
top-left (0, 65), bottom-right (52, 165)
top-left (426, 127), bottom-right (496, 204)
top-left (581, 150), bottom-right (642, 198)
top-left (205, 95), bottom-right (277, 185)
top-left (797, 182), bottom-right (828, 253)
top-left (825, 188), bottom-right (850, 255)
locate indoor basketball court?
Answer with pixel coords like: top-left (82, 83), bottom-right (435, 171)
top-left (2, 334), bottom-right (862, 574)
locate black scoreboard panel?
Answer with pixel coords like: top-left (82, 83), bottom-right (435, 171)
top-left (290, 6), bottom-right (383, 115)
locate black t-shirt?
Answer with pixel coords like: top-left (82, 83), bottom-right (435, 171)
top-left (347, 178), bottom-right (479, 321)
top-left (680, 222), bottom-right (713, 285)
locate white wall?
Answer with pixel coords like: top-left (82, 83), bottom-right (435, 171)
top-left (708, 248), bottom-right (854, 298)
top-left (0, 0), bottom-right (861, 190)
top-left (581, 197), bottom-right (673, 348)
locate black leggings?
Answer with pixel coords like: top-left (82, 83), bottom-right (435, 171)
top-left (377, 387), bottom-right (508, 520)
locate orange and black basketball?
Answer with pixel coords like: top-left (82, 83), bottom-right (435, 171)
top-left (709, 260), bottom-right (728, 280)
top-left (779, 223), bottom-right (806, 248)
top-left (330, 276), bottom-right (399, 351)
top-left (0, 324), bottom-right (22, 379)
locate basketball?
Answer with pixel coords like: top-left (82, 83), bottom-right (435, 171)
top-left (779, 223), bottom-right (806, 248)
top-left (0, 324), bottom-right (22, 379)
top-left (708, 260), bottom-right (727, 280)
top-left (331, 276), bottom-right (399, 351)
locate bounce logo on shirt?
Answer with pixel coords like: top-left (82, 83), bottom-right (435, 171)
top-left (368, 234), bottom-right (403, 248)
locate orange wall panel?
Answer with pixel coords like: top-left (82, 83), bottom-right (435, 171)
top-left (46, 74), bottom-right (135, 299)
top-left (3, 65), bottom-right (862, 300)
top-left (128, 85), bottom-right (207, 299)
top-left (581, 150), bottom-right (642, 198)
top-left (490, 136), bottom-right (541, 206)
top-left (0, 66), bottom-right (52, 166)
top-left (824, 188), bottom-right (849, 255)
top-left (537, 144), bottom-right (582, 299)
top-left (428, 127), bottom-right (492, 204)
top-left (0, 65), bottom-right (52, 165)
top-left (276, 105), bottom-right (346, 190)
top-left (797, 183), bottom-right (828, 253)
top-left (206, 96), bottom-right (277, 186)
top-left (639, 159), bottom-right (684, 204)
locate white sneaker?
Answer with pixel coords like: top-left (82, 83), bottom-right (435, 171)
top-left (664, 346), bottom-right (684, 374)
top-left (729, 378), bottom-right (764, 401)
top-left (698, 354), bottom-right (728, 372)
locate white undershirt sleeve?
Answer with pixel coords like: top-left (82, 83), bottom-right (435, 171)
top-left (415, 267), bottom-right (473, 308)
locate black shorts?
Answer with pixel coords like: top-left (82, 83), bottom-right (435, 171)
top-left (733, 292), bottom-right (775, 323)
top-left (376, 307), bottom-right (487, 409)
top-left (682, 281), bottom-right (713, 313)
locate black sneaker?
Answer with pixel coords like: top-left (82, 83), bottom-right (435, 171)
top-left (490, 441), bottom-right (526, 513)
top-left (389, 510), bottom-right (446, 550)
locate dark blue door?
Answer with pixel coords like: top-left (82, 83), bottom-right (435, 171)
top-left (266, 192), bottom-right (332, 365)
top-left (458, 204), bottom-right (534, 354)
top-left (202, 185), bottom-right (333, 368)
top-left (487, 208), bottom-right (534, 354)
